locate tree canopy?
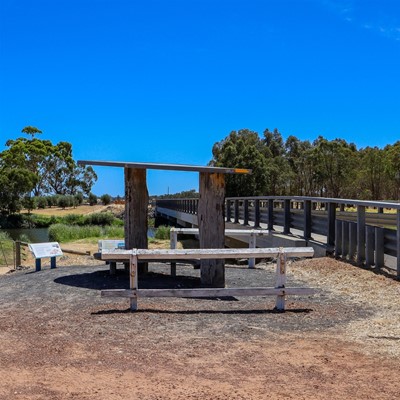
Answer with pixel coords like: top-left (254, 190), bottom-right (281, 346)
top-left (0, 127), bottom-right (97, 215)
top-left (210, 129), bottom-right (400, 200)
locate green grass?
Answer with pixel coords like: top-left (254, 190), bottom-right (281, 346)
top-left (48, 224), bottom-right (124, 242)
top-left (0, 232), bottom-right (14, 267)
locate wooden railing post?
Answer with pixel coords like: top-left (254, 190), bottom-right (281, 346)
top-left (303, 200), bottom-right (312, 240)
top-left (15, 240), bottom-right (21, 269)
top-left (397, 209), bottom-right (400, 278)
top-left (335, 220), bottom-right (342, 258)
top-left (169, 228), bottom-right (178, 277)
top-left (327, 202), bottom-right (336, 248)
top-left (268, 200), bottom-right (274, 230)
top-left (283, 199), bottom-right (291, 234)
top-left (234, 199), bottom-right (239, 223)
top-left (342, 221), bottom-right (349, 259)
top-left (375, 227), bottom-right (384, 269)
top-left (248, 232), bottom-right (256, 269)
top-left (357, 205), bottom-right (366, 265)
top-left (349, 222), bottom-right (357, 261)
top-left (244, 199), bottom-right (249, 225)
top-left (254, 199), bottom-right (260, 228)
top-left (226, 199), bottom-right (232, 222)
top-left (365, 225), bottom-right (375, 267)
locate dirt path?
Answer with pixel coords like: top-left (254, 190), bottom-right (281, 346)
top-left (0, 258), bottom-right (399, 399)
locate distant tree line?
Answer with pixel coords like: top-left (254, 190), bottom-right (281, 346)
top-left (154, 189), bottom-right (200, 200)
top-left (210, 128), bottom-right (400, 200)
top-left (0, 126), bottom-right (98, 215)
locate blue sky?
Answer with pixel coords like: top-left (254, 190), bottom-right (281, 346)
top-left (1, 0), bottom-right (400, 196)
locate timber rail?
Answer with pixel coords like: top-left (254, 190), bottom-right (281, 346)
top-left (155, 196), bottom-right (400, 277)
top-left (101, 246), bottom-right (316, 311)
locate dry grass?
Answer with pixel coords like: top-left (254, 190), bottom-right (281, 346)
top-left (22, 204), bottom-right (114, 216)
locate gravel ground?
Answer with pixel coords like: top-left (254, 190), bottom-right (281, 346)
top-left (0, 257), bottom-right (399, 399)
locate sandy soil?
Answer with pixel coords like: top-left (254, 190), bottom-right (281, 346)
top-left (0, 257), bottom-right (399, 399)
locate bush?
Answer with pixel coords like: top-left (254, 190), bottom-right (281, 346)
top-left (57, 195), bottom-right (70, 209)
top-left (36, 196), bottom-right (48, 209)
top-left (88, 193), bottom-right (98, 206)
top-left (83, 212), bottom-right (115, 226)
top-left (154, 225), bottom-right (171, 240)
top-left (100, 194), bottom-right (112, 205)
top-left (63, 214), bottom-right (85, 225)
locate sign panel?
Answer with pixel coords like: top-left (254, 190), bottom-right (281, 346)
top-left (29, 242), bottom-right (63, 259)
top-left (98, 240), bottom-right (125, 252)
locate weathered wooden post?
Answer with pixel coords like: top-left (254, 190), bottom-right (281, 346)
top-left (365, 225), bottom-right (375, 267)
top-left (357, 205), bottom-right (366, 265)
top-left (303, 200), bottom-right (312, 240)
top-left (327, 202), bottom-right (336, 248)
top-left (268, 199), bottom-right (274, 230)
top-left (198, 173), bottom-right (225, 287)
top-left (15, 240), bottom-right (21, 269)
top-left (125, 168), bottom-right (149, 274)
top-left (397, 209), bottom-right (400, 278)
top-left (375, 227), bottom-right (384, 269)
top-left (283, 199), bottom-right (291, 234)
top-left (254, 199), bottom-right (260, 228)
top-left (275, 250), bottom-right (287, 311)
top-left (244, 199), bottom-right (249, 225)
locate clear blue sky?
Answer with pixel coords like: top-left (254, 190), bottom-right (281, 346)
top-left (1, 0), bottom-right (400, 196)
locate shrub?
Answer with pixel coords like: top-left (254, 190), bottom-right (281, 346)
top-left (100, 194), bottom-right (112, 205)
top-left (57, 195), bottom-right (70, 209)
top-left (84, 212), bottom-right (115, 226)
top-left (88, 193), bottom-right (98, 206)
top-left (63, 214), bottom-right (85, 225)
top-left (36, 196), bottom-right (48, 209)
top-left (154, 225), bottom-right (171, 240)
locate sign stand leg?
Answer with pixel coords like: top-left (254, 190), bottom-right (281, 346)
top-left (35, 259), bottom-right (41, 272)
top-left (50, 257), bottom-right (56, 269)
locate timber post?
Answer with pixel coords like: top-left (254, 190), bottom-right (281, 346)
top-left (357, 205), bottom-right (366, 265)
top-left (15, 240), bottom-right (21, 269)
top-left (125, 168), bottom-right (149, 274)
top-left (198, 172), bottom-right (226, 287)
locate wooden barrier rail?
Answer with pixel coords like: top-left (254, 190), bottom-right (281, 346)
top-left (101, 247), bottom-right (315, 312)
top-left (170, 227), bottom-right (269, 270)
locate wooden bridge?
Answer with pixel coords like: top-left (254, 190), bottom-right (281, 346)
top-left (155, 196), bottom-right (400, 277)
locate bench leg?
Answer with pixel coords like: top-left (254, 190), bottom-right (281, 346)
top-left (110, 262), bottom-right (117, 276)
top-left (170, 262), bottom-right (176, 277)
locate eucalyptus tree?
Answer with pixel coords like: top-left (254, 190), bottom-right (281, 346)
top-left (210, 129), bottom-right (269, 196)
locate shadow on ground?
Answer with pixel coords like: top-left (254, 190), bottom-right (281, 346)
top-left (54, 270), bottom-right (202, 291)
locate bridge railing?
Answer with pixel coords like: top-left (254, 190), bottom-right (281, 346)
top-left (155, 196), bottom-right (400, 276)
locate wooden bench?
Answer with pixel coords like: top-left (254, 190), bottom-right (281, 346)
top-left (101, 247), bottom-right (316, 312)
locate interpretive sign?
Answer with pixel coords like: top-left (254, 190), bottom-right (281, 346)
top-left (98, 240), bottom-right (125, 252)
top-left (29, 242), bottom-right (63, 259)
